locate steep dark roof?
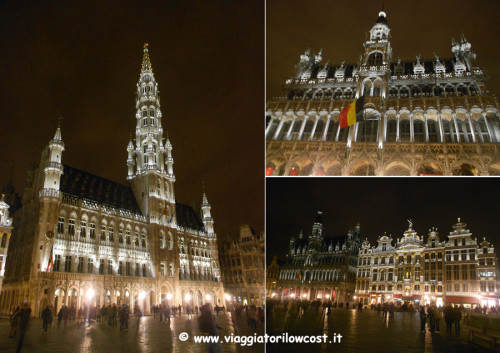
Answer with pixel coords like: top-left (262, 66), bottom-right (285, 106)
top-left (175, 202), bottom-right (205, 232)
top-left (60, 165), bottom-right (141, 213)
top-left (60, 164), bottom-right (206, 231)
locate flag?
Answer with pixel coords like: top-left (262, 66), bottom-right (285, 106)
top-left (162, 207), bottom-right (167, 215)
top-left (46, 244), bottom-right (54, 272)
top-left (297, 271), bottom-right (302, 280)
top-left (339, 97), bottom-right (364, 129)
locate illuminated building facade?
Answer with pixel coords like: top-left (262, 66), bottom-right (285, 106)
top-left (276, 211), bottom-right (361, 303)
top-left (355, 219), bottom-right (498, 307)
top-left (0, 196), bottom-right (13, 293)
top-left (0, 45), bottom-right (224, 316)
top-left (219, 225), bottom-right (265, 306)
top-left (266, 255), bottom-right (281, 298)
top-left (266, 10), bottom-right (500, 176)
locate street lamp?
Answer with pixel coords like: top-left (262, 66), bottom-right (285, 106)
top-left (139, 291), bottom-right (146, 300)
top-left (86, 288), bottom-right (95, 300)
top-left (166, 293), bottom-right (173, 300)
top-left (225, 293), bottom-right (232, 301)
top-left (185, 294), bottom-right (192, 301)
top-left (205, 294), bottom-right (212, 301)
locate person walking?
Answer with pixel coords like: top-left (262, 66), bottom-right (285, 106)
top-left (454, 305), bottom-right (462, 332)
top-left (15, 303), bottom-right (31, 353)
top-left (199, 304), bottom-right (221, 353)
top-left (57, 307), bottom-right (64, 327)
top-left (444, 304), bottom-right (454, 333)
top-left (419, 305), bottom-right (427, 333)
top-left (9, 306), bottom-right (20, 338)
top-left (42, 306), bottom-right (52, 332)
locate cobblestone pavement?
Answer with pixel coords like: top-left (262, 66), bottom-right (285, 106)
top-left (267, 308), bottom-right (493, 353)
top-left (0, 313), bottom-right (264, 353)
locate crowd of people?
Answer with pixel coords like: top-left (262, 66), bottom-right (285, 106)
top-left (268, 298), bottom-right (500, 336)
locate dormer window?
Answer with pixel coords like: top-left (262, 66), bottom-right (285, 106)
top-left (368, 52), bottom-right (383, 66)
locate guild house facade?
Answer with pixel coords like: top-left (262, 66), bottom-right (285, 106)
top-left (355, 219), bottom-right (498, 308)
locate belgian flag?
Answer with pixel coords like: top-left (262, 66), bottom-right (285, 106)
top-left (339, 97), bottom-right (364, 129)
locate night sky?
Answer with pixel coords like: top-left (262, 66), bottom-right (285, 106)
top-left (0, 1), bottom-right (264, 239)
top-left (267, 178), bottom-right (500, 263)
top-left (267, 0), bottom-right (500, 100)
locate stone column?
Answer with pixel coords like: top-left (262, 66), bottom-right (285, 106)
top-left (285, 116), bottom-right (296, 140)
top-left (272, 114), bottom-right (286, 140)
top-left (437, 113), bottom-right (444, 142)
top-left (297, 116), bottom-right (309, 141)
top-left (323, 114), bottom-right (332, 141)
top-left (396, 113), bottom-right (400, 142)
top-left (310, 115), bottom-right (319, 141)
top-left (424, 113), bottom-right (429, 142)
top-left (467, 112), bottom-right (477, 143)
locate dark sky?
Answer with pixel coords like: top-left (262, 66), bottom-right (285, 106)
top-left (0, 1), bottom-right (264, 239)
top-left (267, 178), bottom-right (500, 263)
top-left (267, 0), bottom-right (500, 100)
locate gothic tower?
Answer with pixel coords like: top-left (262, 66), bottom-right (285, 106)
top-left (37, 126), bottom-right (64, 273)
top-left (357, 10), bottom-right (392, 99)
top-left (127, 44), bottom-right (178, 280)
top-left (128, 44), bottom-right (176, 225)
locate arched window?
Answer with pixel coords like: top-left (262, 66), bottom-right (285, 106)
top-left (413, 120), bottom-right (425, 142)
top-left (386, 120), bottom-right (397, 142)
top-left (323, 90), bottom-right (333, 100)
top-left (427, 120), bottom-right (439, 142)
top-left (457, 85), bottom-right (468, 96)
top-left (141, 234), bottom-right (146, 247)
top-left (160, 232), bottom-right (166, 249)
top-left (399, 120), bottom-right (411, 142)
top-left (276, 120), bottom-right (292, 141)
top-left (334, 90), bottom-right (343, 99)
top-left (411, 86), bottom-right (421, 97)
top-left (445, 85), bottom-right (455, 96)
top-left (434, 86), bottom-right (443, 97)
top-left (475, 118), bottom-right (491, 142)
top-left (442, 120), bottom-right (455, 142)
top-left (400, 87), bottom-right (409, 97)
top-left (344, 90), bottom-right (353, 99)
top-left (389, 87), bottom-right (398, 98)
top-left (301, 119), bottom-right (315, 140)
top-left (338, 123), bottom-right (349, 142)
top-left (368, 52), bottom-right (383, 66)
top-left (456, 120), bottom-right (469, 142)
top-left (327, 120), bottom-right (339, 141)
top-left (314, 120), bottom-right (325, 140)
top-left (356, 119), bottom-right (378, 142)
top-left (422, 86), bottom-right (432, 96)
top-left (363, 80), bottom-right (372, 97)
top-left (373, 81), bottom-right (382, 97)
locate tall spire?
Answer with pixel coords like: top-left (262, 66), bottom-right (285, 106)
top-left (141, 43), bottom-right (154, 76)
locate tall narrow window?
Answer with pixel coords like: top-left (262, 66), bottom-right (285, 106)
top-left (87, 258), bottom-right (94, 274)
top-left (54, 255), bottom-right (61, 272)
top-left (89, 223), bottom-right (96, 239)
top-left (142, 263), bottom-right (147, 277)
top-left (65, 256), bottom-right (72, 272)
top-left (99, 259), bottom-right (104, 274)
top-left (81, 221), bottom-right (87, 237)
top-left (57, 217), bottom-right (65, 234)
top-left (77, 257), bottom-right (84, 273)
top-left (108, 260), bottom-right (113, 275)
top-left (68, 219), bottom-right (75, 235)
top-left (100, 226), bottom-right (106, 241)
